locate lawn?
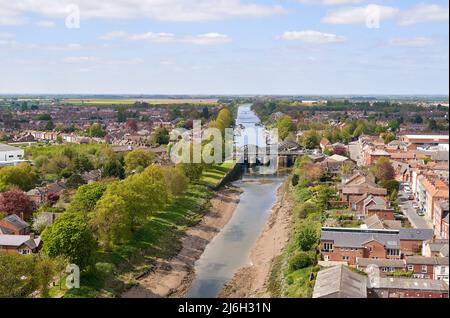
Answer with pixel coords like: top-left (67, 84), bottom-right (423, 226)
top-left (200, 160), bottom-right (236, 189)
top-left (64, 183), bottom-right (213, 298)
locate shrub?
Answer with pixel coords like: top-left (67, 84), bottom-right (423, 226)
top-left (289, 251), bottom-right (314, 272)
top-left (296, 221), bottom-right (319, 251)
top-left (291, 174), bottom-right (299, 187)
top-left (296, 202), bottom-right (319, 219)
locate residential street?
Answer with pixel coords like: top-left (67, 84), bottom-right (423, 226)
top-left (398, 189), bottom-right (433, 230)
top-left (348, 141), bottom-right (363, 166)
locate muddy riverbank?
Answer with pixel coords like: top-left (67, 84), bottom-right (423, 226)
top-left (218, 180), bottom-right (293, 298)
top-left (121, 186), bottom-right (242, 298)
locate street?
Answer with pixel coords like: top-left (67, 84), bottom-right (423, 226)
top-left (398, 188), bottom-right (433, 229)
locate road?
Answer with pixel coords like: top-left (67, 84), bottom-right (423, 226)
top-left (348, 141), bottom-right (363, 166)
top-left (398, 188), bottom-right (432, 229)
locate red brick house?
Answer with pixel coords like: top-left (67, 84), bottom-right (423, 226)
top-left (320, 227), bottom-right (433, 265)
top-left (0, 214), bottom-right (30, 235)
top-left (0, 234), bottom-right (41, 255)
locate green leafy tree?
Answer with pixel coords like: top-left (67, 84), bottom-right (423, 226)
top-left (124, 149), bottom-right (155, 174)
top-left (87, 123), bottom-right (107, 138)
top-left (0, 253), bottom-right (37, 297)
top-left (160, 166), bottom-right (189, 197)
top-left (150, 127), bottom-right (170, 145)
top-left (296, 222), bottom-right (319, 251)
top-left (301, 130), bottom-right (320, 149)
top-left (66, 182), bottom-right (107, 219)
top-left (0, 163), bottom-right (37, 191)
top-left (90, 193), bottom-right (131, 249)
top-left (41, 213), bottom-right (97, 270)
top-left (277, 115), bottom-right (295, 141)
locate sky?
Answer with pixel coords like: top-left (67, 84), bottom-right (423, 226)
top-left (0, 0), bottom-right (448, 95)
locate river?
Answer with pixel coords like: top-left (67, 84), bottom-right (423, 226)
top-left (186, 104), bottom-right (286, 298)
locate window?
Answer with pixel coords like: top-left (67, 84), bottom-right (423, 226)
top-left (407, 265), bottom-right (414, 271)
top-left (387, 249), bottom-right (400, 256)
top-left (20, 249), bottom-right (29, 255)
top-left (381, 267), bottom-right (388, 272)
top-left (323, 243), bottom-right (333, 252)
top-left (421, 265), bottom-right (427, 273)
top-left (440, 267), bottom-right (446, 275)
top-left (343, 256), bottom-right (349, 261)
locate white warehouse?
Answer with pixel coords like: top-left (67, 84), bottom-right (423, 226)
top-left (0, 143), bottom-right (25, 166)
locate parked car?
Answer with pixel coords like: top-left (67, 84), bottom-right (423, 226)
top-left (412, 203), bottom-right (419, 209)
top-left (416, 209), bottom-right (425, 216)
top-left (394, 213), bottom-right (405, 220)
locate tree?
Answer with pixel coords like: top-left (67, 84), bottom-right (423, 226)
top-left (65, 174), bottom-right (86, 189)
top-left (0, 253), bottom-right (38, 297)
top-left (66, 182), bottom-right (107, 216)
top-left (87, 123), bottom-right (106, 138)
top-left (0, 190), bottom-right (35, 220)
top-left (90, 194), bottom-right (131, 249)
top-left (427, 119), bottom-right (438, 131)
top-left (124, 149), bottom-right (155, 174)
top-left (372, 157), bottom-right (395, 182)
top-left (201, 106), bottom-right (209, 119)
top-left (115, 165), bottom-right (168, 227)
top-left (150, 127), bottom-right (170, 145)
top-left (0, 163), bottom-right (38, 191)
top-left (73, 154), bottom-right (93, 173)
top-left (44, 120), bottom-right (55, 131)
top-left (46, 192), bottom-right (60, 206)
top-left (117, 108), bottom-right (127, 123)
top-left (388, 119), bottom-right (400, 132)
top-left (296, 222), bottom-right (319, 251)
top-left (381, 132), bottom-right (396, 144)
top-left (160, 166), bottom-right (188, 197)
top-left (101, 159), bottom-right (125, 179)
top-left (177, 163), bottom-right (204, 182)
top-left (126, 119), bottom-right (138, 132)
top-left (380, 179), bottom-right (400, 198)
top-left (41, 213), bottom-right (97, 270)
top-left (276, 115), bottom-right (295, 140)
top-left (301, 130), bottom-right (320, 149)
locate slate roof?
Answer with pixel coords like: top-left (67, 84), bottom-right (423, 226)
top-left (356, 258), bottom-right (406, 268)
top-left (399, 229), bottom-right (433, 241)
top-left (2, 214), bottom-right (30, 231)
top-left (0, 234), bottom-right (41, 250)
top-left (370, 277), bottom-right (449, 292)
top-left (313, 265), bottom-right (367, 298)
top-left (406, 256), bottom-right (449, 266)
top-left (321, 227), bottom-right (400, 249)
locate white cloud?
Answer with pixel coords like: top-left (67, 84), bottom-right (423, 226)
top-left (0, 0), bottom-right (286, 23)
top-left (398, 3), bottom-right (449, 26)
top-left (63, 56), bottom-right (97, 63)
top-left (129, 32), bottom-right (176, 43)
top-left (182, 33), bottom-right (232, 45)
top-left (100, 31), bottom-right (232, 45)
top-left (279, 30), bottom-right (346, 44)
top-left (35, 20), bottom-right (55, 27)
top-left (322, 4), bottom-right (399, 25)
top-left (99, 31), bottom-right (127, 40)
top-left (388, 37), bottom-right (434, 47)
top-left (298, 0), bottom-right (365, 5)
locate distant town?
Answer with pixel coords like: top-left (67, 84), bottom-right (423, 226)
top-left (0, 95), bottom-right (448, 298)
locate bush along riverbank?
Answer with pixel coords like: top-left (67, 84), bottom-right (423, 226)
top-left (267, 156), bottom-right (338, 298)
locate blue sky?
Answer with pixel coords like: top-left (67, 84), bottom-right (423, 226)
top-left (0, 0), bottom-right (448, 95)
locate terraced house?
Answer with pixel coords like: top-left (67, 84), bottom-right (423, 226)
top-left (320, 227), bottom-right (433, 265)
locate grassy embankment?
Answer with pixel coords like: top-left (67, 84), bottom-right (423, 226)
top-left (50, 161), bottom-right (236, 298)
top-left (267, 166), bottom-right (338, 298)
